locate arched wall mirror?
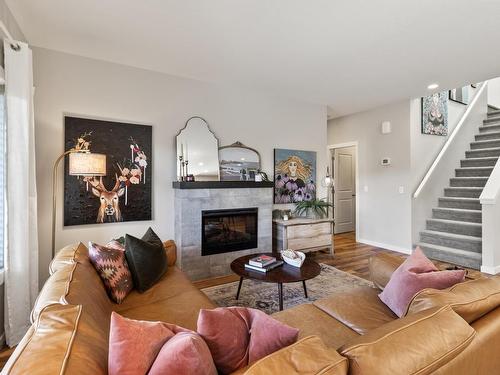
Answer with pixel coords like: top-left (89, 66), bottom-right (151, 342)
top-left (176, 117), bottom-right (220, 181)
top-left (219, 141), bottom-right (261, 181)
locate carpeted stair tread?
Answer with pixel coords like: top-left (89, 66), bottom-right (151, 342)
top-left (417, 243), bottom-right (481, 270)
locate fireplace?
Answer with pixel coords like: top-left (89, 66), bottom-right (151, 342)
top-left (202, 208), bottom-right (258, 256)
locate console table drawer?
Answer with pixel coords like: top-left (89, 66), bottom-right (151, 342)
top-left (288, 222), bottom-right (331, 239)
top-left (288, 234), bottom-right (332, 251)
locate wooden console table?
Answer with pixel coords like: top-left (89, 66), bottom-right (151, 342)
top-left (272, 218), bottom-right (334, 255)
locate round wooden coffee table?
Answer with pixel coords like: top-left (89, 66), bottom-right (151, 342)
top-left (230, 252), bottom-right (321, 311)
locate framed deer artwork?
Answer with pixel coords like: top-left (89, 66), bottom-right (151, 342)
top-left (64, 116), bottom-right (152, 226)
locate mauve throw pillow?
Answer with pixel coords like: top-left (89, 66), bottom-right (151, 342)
top-left (88, 240), bottom-right (133, 303)
top-left (125, 227), bottom-right (168, 292)
top-left (149, 332), bottom-right (217, 375)
top-left (108, 312), bottom-right (192, 375)
top-left (197, 307), bottom-right (299, 374)
top-left (379, 247), bottom-right (466, 317)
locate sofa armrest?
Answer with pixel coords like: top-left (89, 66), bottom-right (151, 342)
top-left (163, 240), bottom-right (177, 266)
top-left (238, 336), bottom-right (348, 375)
top-left (369, 253), bottom-right (404, 290)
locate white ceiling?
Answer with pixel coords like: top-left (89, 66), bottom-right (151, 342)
top-left (6, 0), bottom-right (500, 118)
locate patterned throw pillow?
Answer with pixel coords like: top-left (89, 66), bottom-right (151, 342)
top-left (88, 240), bottom-right (134, 304)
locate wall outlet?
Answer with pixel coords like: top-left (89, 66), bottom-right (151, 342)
top-left (364, 185), bottom-right (369, 192)
top-left (398, 186), bottom-right (405, 194)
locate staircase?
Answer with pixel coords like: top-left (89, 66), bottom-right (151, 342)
top-left (418, 109), bottom-right (500, 269)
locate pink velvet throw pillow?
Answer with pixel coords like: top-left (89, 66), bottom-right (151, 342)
top-left (149, 332), bottom-right (217, 375)
top-left (109, 312), bottom-right (216, 375)
top-left (379, 247), bottom-right (466, 317)
top-left (197, 307), bottom-right (299, 374)
top-left (88, 240), bottom-right (133, 303)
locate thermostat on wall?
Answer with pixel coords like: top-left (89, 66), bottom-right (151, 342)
top-left (381, 158), bottom-right (391, 166)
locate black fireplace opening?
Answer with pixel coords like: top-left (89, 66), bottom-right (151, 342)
top-left (202, 208), bottom-right (258, 256)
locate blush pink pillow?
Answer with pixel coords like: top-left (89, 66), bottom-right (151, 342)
top-left (379, 247), bottom-right (466, 317)
top-left (149, 332), bottom-right (217, 375)
top-left (109, 312), bottom-right (193, 375)
top-left (197, 307), bottom-right (299, 374)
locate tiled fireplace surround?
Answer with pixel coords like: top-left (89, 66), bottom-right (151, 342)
top-left (174, 187), bottom-right (273, 280)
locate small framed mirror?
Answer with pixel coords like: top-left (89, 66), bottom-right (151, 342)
top-left (176, 117), bottom-right (220, 181)
top-left (219, 141), bottom-right (261, 181)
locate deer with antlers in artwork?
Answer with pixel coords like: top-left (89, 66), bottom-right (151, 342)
top-left (86, 175), bottom-right (125, 223)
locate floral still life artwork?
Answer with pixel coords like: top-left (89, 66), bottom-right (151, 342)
top-left (421, 91), bottom-right (448, 136)
top-left (274, 148), bottom-right (316, 204)
top-left (64, 116), bottom-right (152, 225)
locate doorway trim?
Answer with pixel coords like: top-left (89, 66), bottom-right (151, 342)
top-left (327, 141), bottom-right (359, 241)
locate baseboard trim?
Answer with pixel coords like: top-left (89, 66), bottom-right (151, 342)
top-left (480, 264), bottom-right (500, 275)
top-left (357, 238), bottom-right (412, 255)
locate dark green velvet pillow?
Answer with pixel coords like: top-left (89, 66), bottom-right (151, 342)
top-left (124, 228), bottom-right (167, 293)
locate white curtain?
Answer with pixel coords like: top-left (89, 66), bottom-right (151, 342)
top-left (4, 40), bottom-right (39, 347)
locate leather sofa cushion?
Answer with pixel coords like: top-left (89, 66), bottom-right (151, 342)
top-left (406, 276), bottom-right (500, 323)
top-left (4, 304), bottom-right (108, 375)
top-left (49, 242), bottom-right (89, 275)
top-left (340, 306), bottom-right (476, 375)
top-left (32, 259), bottom-right (113, 324)
top-left (313, 286), bottom-right (397, 335)
top-left (115, 266), bottom-right (215, 330)
top-left (272, 303), bottom-right (359, 350)
top-left (238, 336), bottom-right (348, 375)
top-left (369, 253), bottom-right (404, 290)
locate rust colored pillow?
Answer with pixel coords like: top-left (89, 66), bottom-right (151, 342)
top-left (379, 247), bottom-right (466, 317)
top-left (88, 240), bottom-right (133, 303)
top-left (109, 312), bottom-right (214, 375)
top-left (197, 307), bottom-right (299, 374)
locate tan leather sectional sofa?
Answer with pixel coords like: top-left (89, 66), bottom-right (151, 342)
top-left (3, 243), bottom-right (500, 374)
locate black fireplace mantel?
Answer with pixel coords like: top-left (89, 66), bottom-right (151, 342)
top-left (172, 181), bottom-right (274, 189)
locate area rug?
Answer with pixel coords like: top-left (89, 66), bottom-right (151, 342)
top-left (201, 264), bottom-right (374, 314)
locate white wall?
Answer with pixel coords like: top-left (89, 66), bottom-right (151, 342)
top-left (488, 77), bottom-right (500, 109)
top-left (33, 47), bottom-right (327, 285)
top-left (410, 86), bottom-right (480, 190)
top-left (327, 100), bottom-right (412, 253)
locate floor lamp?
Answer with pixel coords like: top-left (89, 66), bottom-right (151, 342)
top-left (52, 150), bottom-right (106, 258)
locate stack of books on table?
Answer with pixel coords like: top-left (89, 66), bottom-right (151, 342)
top-left (244, 255), bottom-right (284, 273)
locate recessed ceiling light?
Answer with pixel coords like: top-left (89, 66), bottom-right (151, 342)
top-left (427, 83), bottom-right (439, 90)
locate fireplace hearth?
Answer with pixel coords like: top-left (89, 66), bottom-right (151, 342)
top-left (202, 208), bottom-right (258, 256)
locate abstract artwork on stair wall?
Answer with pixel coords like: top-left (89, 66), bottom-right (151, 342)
top-left (421, 91), bottom-right (448, 136)
top-left (274, 148), bottom-right (316, 204)
top-left (64, 116), bottom-right (152, 226)
top-left (449, 86), bottom-right (470, 105)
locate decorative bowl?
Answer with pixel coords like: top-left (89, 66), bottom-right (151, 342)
top-left (281, 249), bottom-right (306, 268)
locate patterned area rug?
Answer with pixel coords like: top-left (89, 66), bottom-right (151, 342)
top-left (201, 263), bottom-right (374, 314)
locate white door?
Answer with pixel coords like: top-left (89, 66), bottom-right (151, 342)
top-left (333, 146), bottom-right (356, 234)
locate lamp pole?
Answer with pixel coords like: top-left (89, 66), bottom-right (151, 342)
top-left (51, 149), bottom-right (88, 258)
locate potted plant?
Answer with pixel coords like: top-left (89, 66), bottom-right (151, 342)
top-left (294, 198), bottom-right (332, 219)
